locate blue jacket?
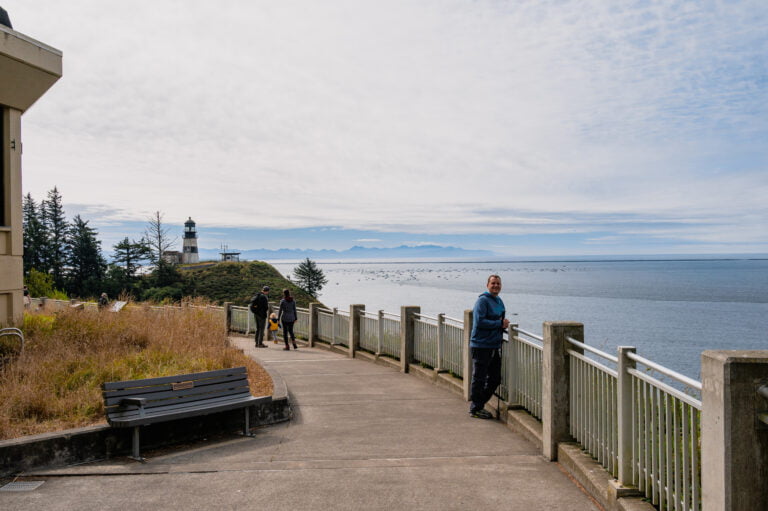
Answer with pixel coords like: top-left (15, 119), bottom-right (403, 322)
top-left (470, 292), bottom-right (506, 349)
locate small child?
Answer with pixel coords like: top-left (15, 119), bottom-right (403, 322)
top-left (268, 313), bottom-right (279, 343)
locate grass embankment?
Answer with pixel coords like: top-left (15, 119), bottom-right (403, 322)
top-left (184, 261), bottom-right (318, 307)
top-left (0, 303), bottom-right (272, 440)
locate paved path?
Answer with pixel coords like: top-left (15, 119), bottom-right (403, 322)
top-left (4, 339), bottom-right (599, 511)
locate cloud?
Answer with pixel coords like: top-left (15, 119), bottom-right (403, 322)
top-left (7, 0), bottom-right (767, 253)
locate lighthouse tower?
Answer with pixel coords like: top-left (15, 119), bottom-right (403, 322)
top-left (182, 217), bottom-right (200, 264)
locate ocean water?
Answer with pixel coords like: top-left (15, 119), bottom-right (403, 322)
top-left (270, 259), bottom-right (768, 379)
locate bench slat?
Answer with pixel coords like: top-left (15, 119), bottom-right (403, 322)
top-left (102, 366), bottom-right (247, 391)
top-left (103, 377), bottom-right (249, 406)
top-left (102, 372), bottom-right (248, 399)
top-left (105, 385), bottom-right (251, 413)
top-left (107, 393), bottom-right (258, 419)
top-left (107, 395), bottom-right (271, 427)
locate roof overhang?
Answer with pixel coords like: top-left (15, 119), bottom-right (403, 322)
top-left (0, 25), bottom-right (62, 112)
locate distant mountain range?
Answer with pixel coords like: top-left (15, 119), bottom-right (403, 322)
top-left (198, 244), bottom-right (495, 261)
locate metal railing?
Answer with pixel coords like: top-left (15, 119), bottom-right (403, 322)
top-left (295, 307), bottom-right (310, 338)
top-left (441, 316), bottom-right (464, 376)
top-left (503, 326), bottom-right (544, 418)
top-left (413, 313), bottom-right (439, 369)
top-left (317, 308), bottom-right (350, 346)
top-left (567, 337), bottom-right (619, 477)
top-left (230, 306), bottom-right (252, 334)
top-left (626, 351), bottom-right (702, 511)
top-left (0, 327), bottom-right (24, 353)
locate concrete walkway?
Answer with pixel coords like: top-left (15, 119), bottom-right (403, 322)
top-left (4, 339), bottom-right (600, 511)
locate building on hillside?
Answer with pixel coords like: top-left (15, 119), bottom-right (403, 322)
top-left (162, 250), bottom-right (182, 264)
top-left (219, 244), bottom-right (240, 262)
top-left (182, 217), bottom-right (199, 264)
top-left (0, 13), bottom-right (62, 325)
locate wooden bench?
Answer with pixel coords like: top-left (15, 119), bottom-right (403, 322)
top-left (102, 366), bottom-right (269, 461)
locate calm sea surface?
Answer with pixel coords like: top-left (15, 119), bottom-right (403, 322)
top-left (270, 259), bottom-right (768, 379)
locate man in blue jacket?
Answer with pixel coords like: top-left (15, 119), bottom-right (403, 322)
top-left (469, 274), bottom-right (510, 419)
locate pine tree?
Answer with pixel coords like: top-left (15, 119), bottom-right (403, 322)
top-left (65, 215), bottom-right (106, 298)
top-left (293, 258), bottom-right (328, 297)
top-left (112, 237), bottom-right (151, 279)
top-left (41, 187), bottom-right (69, 289)
top-left (22, 193), bottom-right (48, 275)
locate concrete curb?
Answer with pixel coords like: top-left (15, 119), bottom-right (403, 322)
top-left (0, 368), bottom-right (292, 478)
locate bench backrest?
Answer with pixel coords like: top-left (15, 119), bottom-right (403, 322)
top-left (102, 366), bottom-right (251, 423)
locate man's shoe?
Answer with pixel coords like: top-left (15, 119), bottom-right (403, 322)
top-left (469, 409), bottom-right (493, 419)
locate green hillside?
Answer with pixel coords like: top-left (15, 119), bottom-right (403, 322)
top-left (182, 261), bottom-right (319, 308)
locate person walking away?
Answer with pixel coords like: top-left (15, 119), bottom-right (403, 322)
top-left (468, 274), bottom-right (510, 419)
top-left (268, 313), bottom-right (280, 344)
top-left (249, 286), bottom-right (271, 348)
top-left (98, 293), bottom-right (109, 310)
top-left (278, 288), bottom-right (298, 350)
top-left (23, 286), bottom-right (31, 309)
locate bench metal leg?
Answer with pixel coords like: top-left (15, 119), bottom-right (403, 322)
top-left (243, 408), bottom-right (254, 437)
top-left (129, 426), bottom-right (146, 462)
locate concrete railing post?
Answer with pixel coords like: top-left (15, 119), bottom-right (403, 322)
top-left (542, 321), bottom-right (583, 461)
top-left (349, 304), bottom-right (364, 358)
top-left (331, 307), bottom-right (338, 346)
top-left (617, 346), bottom-right (637, 486)
top-left (400, 306), bottom-right (420, 373)
top-left (701, 350), bottom-right (768, 511)
top-left (224, 302), bottom-right (232, 334)
top-left (462, 309), bottom-right (473, 401)
top-left (308, 302), bottom-right (320, 347)
top-left (506, 324), bottom-right (518, 406)
top-left (436, 313), bottom-right (445, 372)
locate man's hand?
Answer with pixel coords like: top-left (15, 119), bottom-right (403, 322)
top-left (502, 319), bottom-right (510, 329)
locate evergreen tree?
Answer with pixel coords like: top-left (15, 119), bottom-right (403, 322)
top-left (41, 187), bottom-right (69, 288)
top-left (22, 193), bottom-right (48, 275)
top-left (65, 215), bottom-right (106, 298)
top-left (112, 237), bottom-right (150, 280)
top-left (293, 258), bottom-right (328, 297)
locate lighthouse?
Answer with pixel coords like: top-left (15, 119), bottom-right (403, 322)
top-left (182, 217), bottom-right (200, 264)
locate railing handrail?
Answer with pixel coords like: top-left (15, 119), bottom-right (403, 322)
top-left (512, 326), bottom-right (544, 342)
top-left (627, 367), bottom-right (703, 409)
top-left (566, 336), bottom-right (619, 364)
top-left (0, 327), bottom-right (24, 353)
top-left (626, 351), bottom-right (703, 391)
top-left (414, 313), bottom-right (439, 322)
top-left (444, 315), bottom-right (463, 325)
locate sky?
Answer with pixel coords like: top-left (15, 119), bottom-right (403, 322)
top-left (5, 0), bottom-right (768, 257)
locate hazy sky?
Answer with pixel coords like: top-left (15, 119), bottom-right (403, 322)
top-left (6, 1), bottom-right (767, 256)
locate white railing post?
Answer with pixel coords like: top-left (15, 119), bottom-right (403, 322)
top-left (617, 346), bottom-right (637, 487)
top-left (436, 313), bottom-right (445, 372)
top-left (377, 310), bottom-right (384, 356)
top-left (506, 324), bottom-right (519, 406)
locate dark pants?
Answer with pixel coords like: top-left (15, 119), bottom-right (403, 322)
top-left (282, 321), bottom-right (296, 347)
top-left (470, 347), bottom-right (502, 412)
top-left (254, 314), bottom-right (267, 346)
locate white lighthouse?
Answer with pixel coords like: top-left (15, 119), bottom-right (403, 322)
top-left (182, 217), bottom-right (200, 264)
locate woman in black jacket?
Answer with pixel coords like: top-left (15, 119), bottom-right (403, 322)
top-left (278, 289), bottom-right (298, 350)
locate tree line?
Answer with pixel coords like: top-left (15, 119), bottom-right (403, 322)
top-left (22, 187), bottom-right (329, 303)
top-left (23, 187), bottom-right (183, 301)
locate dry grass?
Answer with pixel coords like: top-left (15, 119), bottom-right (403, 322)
top-left (0, 300), bottom-right (272, 440)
